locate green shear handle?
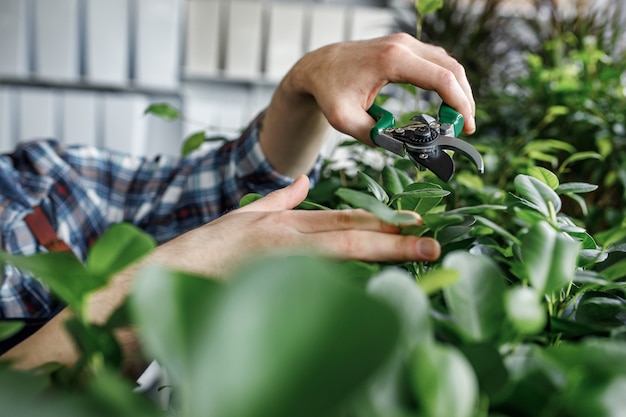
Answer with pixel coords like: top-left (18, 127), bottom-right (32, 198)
top-left (366, 102), bottom-right (483, 182)
top-left (368, 102), bottom-right (464, 144)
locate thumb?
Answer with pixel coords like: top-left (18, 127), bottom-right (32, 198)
top-left (238, 175), bottom-right (310, 212)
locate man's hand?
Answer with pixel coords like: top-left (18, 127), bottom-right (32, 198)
top-left (156, 175), bottom-right (441, 278)
top-left (260, 33), bottom-right (476, 177)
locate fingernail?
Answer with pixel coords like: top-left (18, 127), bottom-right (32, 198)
top-left (417, 239), bottom-right (441, 260)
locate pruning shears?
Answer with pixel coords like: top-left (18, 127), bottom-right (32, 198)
top-left (368, 103), bottom-right (484, 182)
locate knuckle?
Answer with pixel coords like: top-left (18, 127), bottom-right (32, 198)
top-left (325, 107), bottom-right (352, 132)
top-left (337, 231), bottom-right (363, 258)
top-left (334, 209), bottom-right (354, 228)
top-left (429, 44), bottom-right (449, 56)
top-left (448, 59), bottom-right (467, 78)
top-left (436, 68), bottom-right (458, 91)
top-left (388, 32), bottom-right (414, 45)
top-left (379, 41), bottom-right (407, 61)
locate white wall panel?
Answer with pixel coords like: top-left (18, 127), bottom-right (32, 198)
top-left (145, 97), bottom-right (183, 157)
top-left (182, 82), bottom-right (249, 138)
top-left (103, 93), bottom-right (149, 156)
top-left (184, 0), bottom-right (221, 77)
top-left (348, 6), bottom-right (394, 41)
top-left (307, 4), bottom-right (347, 52)
top-left (135, 0), bottom-right (182, 89)
top-left (0, 87), bottom-right (16, 152)
top-left (62, 91), bottom-right (98, 147)
top-left (224, 0), bottom-right (263, 79)
top-left (85, 0), bottom-right (129, 86)
top-left (18, 88), bottom-right (58, 141)
top-left (265, 3), bottom-right (305, 82)
top-left (33, 0), bottom-right (80, 81)
top-left (0, 0), bottom-right (29, 78)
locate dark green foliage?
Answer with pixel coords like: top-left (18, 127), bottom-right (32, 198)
top-left (0, 2), bottom-right (625, 416)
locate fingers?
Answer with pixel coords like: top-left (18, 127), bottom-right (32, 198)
top-left (238, 175), bottom-right (310, 213)
top-left (312, 230), bottom-right (441, 262)
top-left (397, 38), bottom-right (476, 134)
top-left (291, 208), bottom-right (421, 234)
top-left (319, 34), bottom-right (477, 143)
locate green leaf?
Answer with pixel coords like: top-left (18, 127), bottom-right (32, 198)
top-left (239, 193), bottom-right (263, 207)
top-left (527, 166), bottom-right (559, 190)
top-left (131, 267), bottom-right (223, 385)
top-left (133, 257), bottom-right (400, 417)
top-left (0, 321), bottom-right (24, 340)
top-left (521, 221), bottom-right (580, 294)
top-left (559, 151), bottom-right (602, 171)
top-left (64, 318), bottom-right (123, 369)
top-left (421, 213), bottom-right (466, 231)
top-left (381, 166), bottom-right (404, 197)
top-left (445, 205), bottom-right (507, 215)
top-left (416, 0), bottom-right (444, 15)
top-left (595, 226), bottom-right (626, 248)
top-left (358, 171), bottom-right (389, 204)
top-left (458, 343), bottom-right (509, 399)
top-left (574, 291), bottom-right (626, 328)
top-left (599, 258), bottom-right (626, 282)
top-left (418, 267), bottom-right (459, 295)
top-left (144, 103), bottom-right (181, 121)
top-left (442, 252), bottom-right (506, 342)
top-left (0, 364), bottom-right (52, 415)
top-left (0, 251), bottom-right (93, 311)
top-left (514, 174), bottom-right (562, 216)
top-left (474, 215), bottom-right (521, 246)
top-left (504, 286), bottom-right (547, 335)
top-left (389, 183), bottom-right (450, 214)
top-left (335, 188), bottom-right (419, 225)
top-left (296, 200), bottom-right (331, 210)
top-left (411, 342), bottom-right (478, 417)
top-left (523, 139), bottom-right (576, 154)
top-left (181, 131), bottom-right (206, 156)
top-left (556, 182), bottom-right (599, 194)
top-left (86, 223), bottom-right (156, 280)
top-left (367, 267), bottom-right (433, 349)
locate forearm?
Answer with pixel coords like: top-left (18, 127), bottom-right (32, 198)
top-left (260, 59), bottom-right (331, 178)
top-left (2, 265), bottom-right (137, 370)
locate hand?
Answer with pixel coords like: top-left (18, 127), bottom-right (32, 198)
top-left (155, 175), bottom-right (441, 278)
top-left (296, 33), bottom-right (476, 140)
top-left (2, 175), bottom-right (441, 370)
top-left (261, 33), bottom-right (476, 177)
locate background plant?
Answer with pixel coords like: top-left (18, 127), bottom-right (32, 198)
top-left (1, 1), bottom-right (626, 416)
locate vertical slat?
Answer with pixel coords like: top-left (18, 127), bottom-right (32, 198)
top-left (85, 0), bottom-right (129, 86)
top-left (0, 87), bottom-right (16, 152)
top-left (33, 0), bottom-right (80, 81)
top-left (224, 0), bottom-right (263, 80)
top-left (265, 2), bottom-right (305, 82)
top-left (102, 93), bottom-right (149, 155)
top-left (61, 90), bottom-right (98, 147)
top-left (145, 97), bottom-right (183, 157)
top-left (348, 5), bottom-right (395, 41)
top-left (0, 0), bottom-right (29, 78)
top-left (134, 0), bottom-right (182, 89)
top-left (182, 82), bottom-right (248, 139)
top-left (184, 0), bottom-right (221, 77)
top-left (18, 87), bottom-right (58, 141)
top-left (307, 4), bottom-right (347, 52)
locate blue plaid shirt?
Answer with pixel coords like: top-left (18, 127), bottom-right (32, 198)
top-left (0, 116), bottom-right (312, 319)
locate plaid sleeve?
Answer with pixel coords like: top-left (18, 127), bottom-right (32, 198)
top-left (62, 113), bottom-right (321, 243)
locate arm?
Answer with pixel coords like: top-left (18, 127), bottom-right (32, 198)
top-left (2, 176), bottom-right (440, 370)
top-left (260, 33), bottom-right (476, 177)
